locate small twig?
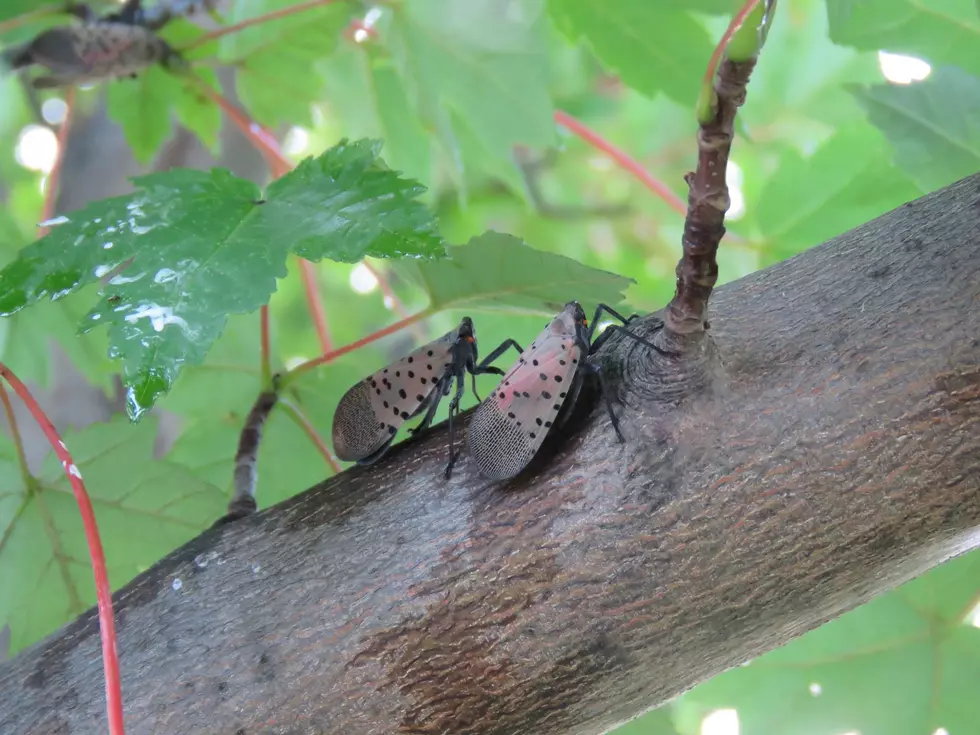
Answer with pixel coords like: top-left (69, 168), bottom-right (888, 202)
top-left (282, 310), bottom-right (430, 387)
top-left (0, 362), bottom-right (124, 735)
top-left (192, 77), bottom-right (288, 175)
top-left (665, 0), bottom-right (773, 336)
top-left (0, 382), bottom-right (32, 488)
top-left (38, 86), bottom-right (75, 237)
top-left (179, 0), bottom-right (341, 51)
top-left (553, 109), bottom-right (687, 217)
top-left (298, 259), bottom-right (333, 353)
top-left (260, 304), bottom-right (271, 387)
top-left (278, 398), bottom-right (341, 474)
top-left (219, 382), bottom-right (280, 524)
top-left (697, 0), bottom-right (765, 123)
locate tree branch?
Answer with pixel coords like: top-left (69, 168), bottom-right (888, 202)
top-left (667, 57), bottom-right (755, 336)
top-left (2, 175), bottom-right (979, 734)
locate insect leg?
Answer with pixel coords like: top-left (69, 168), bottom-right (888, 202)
top-left (589, 303), bottom-right (634, 335)
top-left (407, 383), bottom-right (445, 436)
top-left (444, 373), bottom-right (467, 479)
top-left (584, 362), bottom-right (626, 443)
top-left (111, 0), bottom-right (145, 25)
top-left (600, 324), bottom-right (674, 357)
top-left (476, 339), bottom-right (524, 371)
top-left (468, 338), bottom-right (524, 401)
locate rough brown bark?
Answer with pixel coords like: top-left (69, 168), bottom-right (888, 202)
top-left (2, 174), bottom-right (979, 734)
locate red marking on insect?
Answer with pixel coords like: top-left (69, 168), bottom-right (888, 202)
top-left (467, 300), bottom-right (672, 481)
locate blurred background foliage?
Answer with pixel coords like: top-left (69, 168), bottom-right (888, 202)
top-left (0, 0), bottom-right (978, 733)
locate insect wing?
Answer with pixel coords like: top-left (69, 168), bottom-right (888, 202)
top-left (467, 328), bottom-right (582, 480)
top-left (79, 24), bottom-right (168, 76)
top-left (332, 332), bottom-right (456, 463)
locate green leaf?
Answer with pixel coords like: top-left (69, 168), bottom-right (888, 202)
top-left (104, 20), bottom-right (221, 162)
top-left (320, 46), bottom-right (433, 186)
top-left (0, 416), bottom-right (226, 655)
top-left (0, 213), bottom-right (113, 389)
top-left (160, 311), bottom-right (360, 507)
top-left (547, 0), bottom-right (715, 107)
top-left (754, 125), bottom-right (921, 261)
top-left (737, 0), bottom-right (883, 131)
top-left (849, 67), bottom-right (980, 193)
top-left (0, 140), bottom-right (442, 418)
top-left (387, 0), bottom-right (557, 168)
top-left (826, 0), bottom-right (980, 76)
top-left (106, 67), bottom-right (180, 164)
top-left (397, 231), bottom-right (634, 316)
top-left (219, 0), bottom-right (354, 127)
top-left (0, 0), bottom-right (54, 22)
top-left (679, 550), bottom-right (980, 735)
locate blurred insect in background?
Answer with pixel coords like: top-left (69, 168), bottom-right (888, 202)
top-left (332, 317), bottom-right (522, 479)
top-left (467, 301), bottom-right (671, 481)
top-left (0, 0), bottom-right (220, 89)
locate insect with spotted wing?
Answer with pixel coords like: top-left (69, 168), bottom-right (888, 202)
top-left (1, 0), bottom-right (185, 89)
top-left (332, 317), bottom-right (522, 478)
top-left (467, 301), bottom-right (671, 481)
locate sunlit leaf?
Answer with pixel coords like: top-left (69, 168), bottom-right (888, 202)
top-left (0, 212), bottom-right (113, 389)
top-left (547, 0), bottom-right (714, 107)
top-left (0, 139), bottom-right (442, 418)
top-left (0, 416), bottom-right (226, 655)
top-left (826, 0), bottom-right (980, 77)
top-left (850, 66), bottom-right (980, 192)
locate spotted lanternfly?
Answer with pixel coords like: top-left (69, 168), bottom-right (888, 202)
top-left (332, 317), bottom-right (522, 478)
top-left (1, 5), bottom-right (182, 89)
top-left (467, 301), bottom-right (671, 481)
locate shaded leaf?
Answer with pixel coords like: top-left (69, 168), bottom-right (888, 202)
top-left (0, 1), bottom-right (42, 22)
top-left (826, 0), bottom-right (980, 76)
top-left (849, 67), bottom-right (980, 192)
top-left (216, 0), bottom-right (353, 127)
top-left (0, 416), bottom-right (226, 655)
top-left (680, 550), bottom-right (980, 735)
top-left (227, 1), bottom-right (354, 127)
top-left (320, 45), bottom-right (433, 186)
top-left (100, 19), bottom-right (221, 161)
top-left (106, 65), bottom-right (221, 163)
top-left (755, 125), bottom-right (921, 261)
top-left (0, 140), bottom-right (442, 418)
top-left (397, 231), bottom-right (634, 316)
top-left (387, 0), bottom-right (556, 170)
top-left (547, 0), bottom-right (714, 107)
